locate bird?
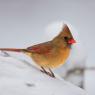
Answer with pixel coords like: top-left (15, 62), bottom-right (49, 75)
top-left (0, 24), bottom-right (76, 78)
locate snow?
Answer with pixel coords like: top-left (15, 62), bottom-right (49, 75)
top-left (0, 52), bottom-right (87, 95)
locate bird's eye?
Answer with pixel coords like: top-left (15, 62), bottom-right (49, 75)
top-left (64, 36), bottom-right (68, 40)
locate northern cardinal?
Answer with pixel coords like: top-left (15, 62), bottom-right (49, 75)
top-left (0, 24), bottom-right (76, 77)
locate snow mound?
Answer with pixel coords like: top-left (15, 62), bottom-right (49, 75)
top-left (0, 54), bottom-right (87, 95)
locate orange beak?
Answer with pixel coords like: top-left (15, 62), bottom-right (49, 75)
top-left (68, 38), bottom-right (76, 44)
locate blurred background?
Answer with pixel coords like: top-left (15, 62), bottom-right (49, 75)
top-left (0, 0), bottom-right (95, 95)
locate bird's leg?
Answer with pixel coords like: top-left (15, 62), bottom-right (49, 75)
top-left (49, 68), bottom-right (55, 78)
top-left (40, 66), bottom-right (55, 78)
top-left (40, 66), bottom-right (47, 74)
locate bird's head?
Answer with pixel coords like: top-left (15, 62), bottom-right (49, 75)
top-left (52, 24), bottom-right (76, 47)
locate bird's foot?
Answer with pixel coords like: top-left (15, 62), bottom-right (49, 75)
top-left (46, 72), bottom-right (55, 78)
top-left (48, 68), bottom-right (55, 78)
top-left (40, 67), bottom-right (55, 78)
top-left (40, 70), bottom-right (55, 78)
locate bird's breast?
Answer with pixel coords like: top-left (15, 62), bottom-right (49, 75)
top-left (49, 47), bottom-right (70, 68)
top-left (31, 47), bottom-right (71, 68)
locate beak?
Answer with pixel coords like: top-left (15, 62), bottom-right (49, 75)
top-left (68, 38), bottom-right (76, 44)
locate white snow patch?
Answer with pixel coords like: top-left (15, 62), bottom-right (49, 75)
top-left (0, 54), bottom-right (87, 95)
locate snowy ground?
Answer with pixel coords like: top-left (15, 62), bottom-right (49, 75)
top-left (0, 52), bottom-right (87, 95)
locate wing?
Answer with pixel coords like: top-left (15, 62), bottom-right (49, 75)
top-left (27, 41), bottom-right (53, 54)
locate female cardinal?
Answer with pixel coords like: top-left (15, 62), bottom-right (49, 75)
top-left (0, 24), bottom-right (76, 77)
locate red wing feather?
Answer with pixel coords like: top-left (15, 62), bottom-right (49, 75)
top-left (27, 42), bottom-right (52, 54)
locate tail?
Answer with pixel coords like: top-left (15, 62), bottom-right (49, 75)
top-left (0, 48), bottom-right (28, 53)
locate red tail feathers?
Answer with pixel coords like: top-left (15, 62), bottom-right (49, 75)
top-left (0, 48), bottom-right (26, 52)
